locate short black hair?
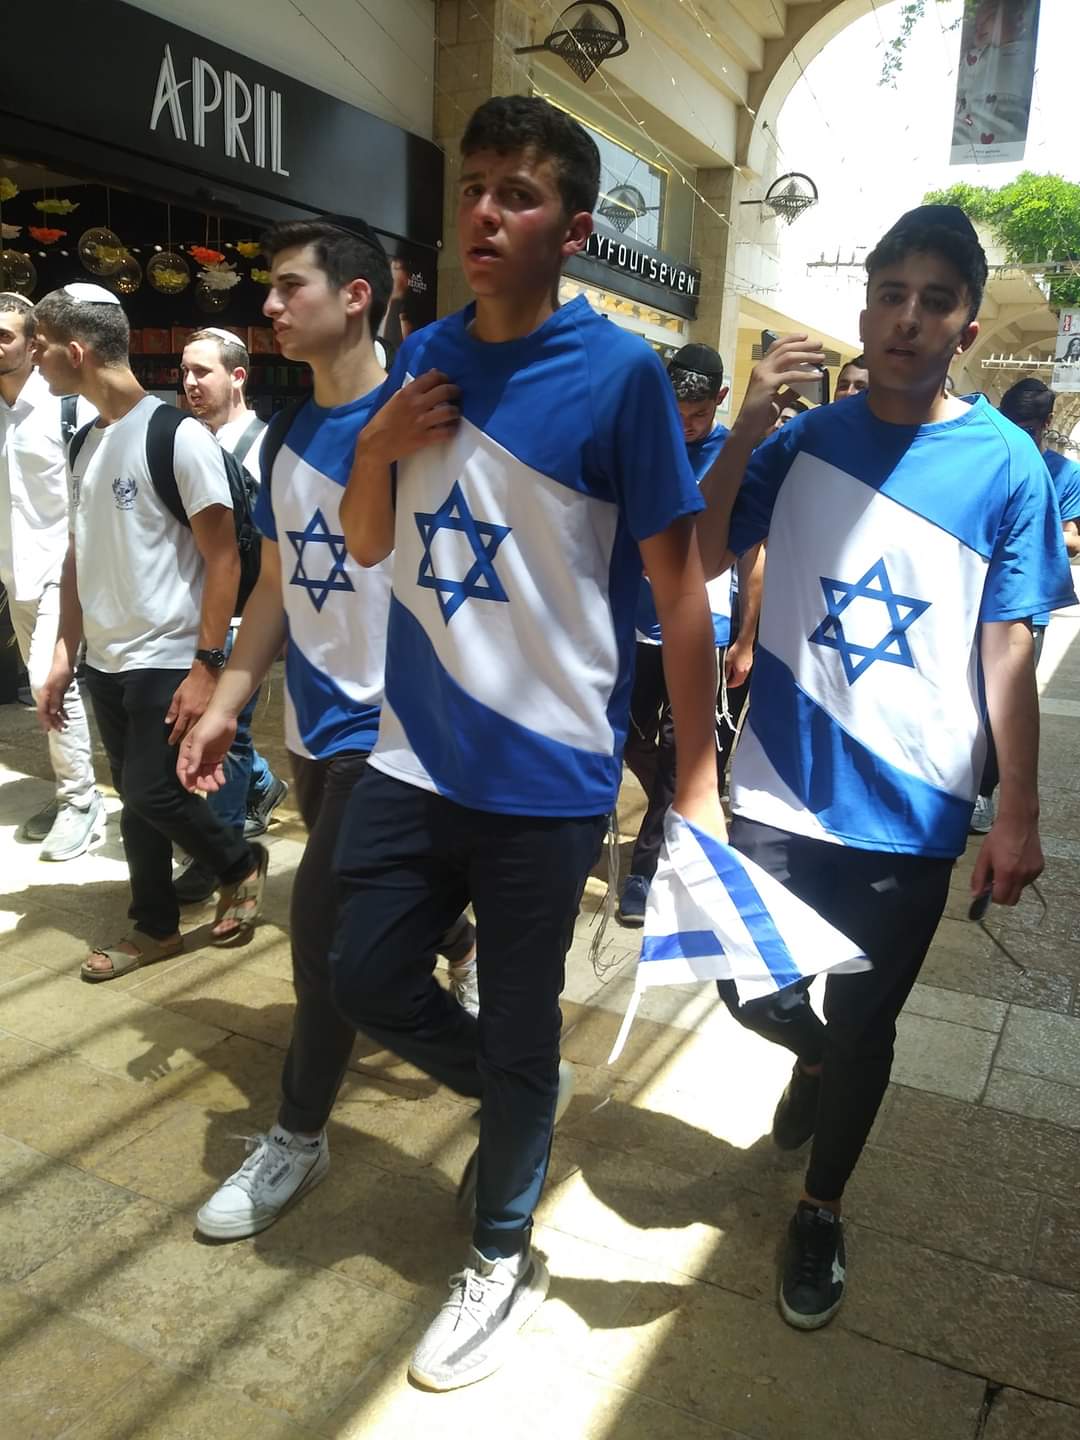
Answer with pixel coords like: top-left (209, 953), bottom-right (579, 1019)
top-left (839, 354), bottom-right (866, 373)
top-left (461, 95), bottom-right (601, 217)
top-left (0, 291), bottom-right (35, 340)
top-left (783, 398), bottom-right (810, 416)
top-left (999, 377), bottom-right (1055, 430)
top-left (34, 288), bottom-right (129, 366)
top-left (866, 205), bottom-right (987, 321)
top-left (261, 217), bottom-right (392, 336)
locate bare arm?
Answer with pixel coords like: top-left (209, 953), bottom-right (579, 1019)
top-left (37, 538), bottom-right (83, 733)
top-left (697, 334), bottom-right (825, 580)
top-left (342, 370), bottom-right (460, 567)
top-left (176, 542), bottom-right (287, 793)
top-left (972, 619), bottom-right (1043, 906)
top-left (725, 542), bottom-right (765, 687)
top-left (641, 516), bottom-right (723, 837)
top-left (164, 503), bottom-right (238, 743)
top-left (1063, 519), bottom-right (1080, 559)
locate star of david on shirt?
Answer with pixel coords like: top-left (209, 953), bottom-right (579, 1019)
top-left (808, 557), bottom-right (930, 684)
top-left (286, 508), bottom-right (355, 613)
top-left (415, 481), bottom-right (511, 624)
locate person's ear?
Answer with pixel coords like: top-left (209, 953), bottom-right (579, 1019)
top-left (717, 385), bottom-right (730, 407)
top-left (956, 318), bottom-right (979, 355)
top-left (343, 277), bottom-right (373, 320)
top-left (858, 310), bottom-right (867, 344)
top-left (68, 339), bottom-right (85, 370)
top-left (562, 209), bottom-right (593, 261)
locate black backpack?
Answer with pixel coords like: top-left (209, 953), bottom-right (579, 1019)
top-left (68, 405), bottom-right (262, 614)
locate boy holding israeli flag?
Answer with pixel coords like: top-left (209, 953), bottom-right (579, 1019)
top-left (697, 205), bottom-right (1074, 1331)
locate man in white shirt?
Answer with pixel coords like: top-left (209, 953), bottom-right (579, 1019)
top-left (172, 329), bottom-right (286, 903)
top-left (33, 284), bottom-right (267, 981)
top-left (0, 291), bottom-right (102, 860)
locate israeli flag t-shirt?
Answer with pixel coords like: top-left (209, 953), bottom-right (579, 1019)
top-left (369, 296), bottom-right (704, 816)
top-left (728, 393), bottom-right (1076, 858)
top-left (636, 421), bottom-right (734, 646)
top-left (254, 390), bottom-right (390, 760)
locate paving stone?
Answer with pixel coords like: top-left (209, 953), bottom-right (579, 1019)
top-left (65, 1364), bottom-right (321, 1440)
top-left (587, 1274), bottom-right (985, 1440)
top-left (982, 1388), bottom-right (1080, 1439)
top-left (21, 1197), bottom-right (418, 1427)
top-left (841, 1226), bottom-right (1080, 1405)
top-left (891, 1012), bottom-right (998, 1101)
top-left (846, 1145), bottom-right (1040, 1272)
top-left (920, 917), bottom-right (1075, 1010)
top-left (984, 1067), bottom-right (1080, 1131)
top-left (0, 1134), bottom-right (137, 1282)
top-left (902, 982), bottom-right (1008, 1031)
top-left (1030, 1198), bottom-right (1080, 1291)
top-left (0, 1283), bottom-right (149, 1440)
top-left (997, 1007), bottom-right (1080, 1088)
top-left (874, 1085), bottom-right (1080, 1201)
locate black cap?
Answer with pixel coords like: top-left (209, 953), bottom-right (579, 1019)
top-left (880, 204), bottom-right (980, 245)
top-left (669, 343), bottom-right (724, 378)
top-left (319, 214), bottom-right (386, 251)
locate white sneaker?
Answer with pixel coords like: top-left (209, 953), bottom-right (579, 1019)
top-left (195, 1126), bottom-right (328, 1239)
top-left (456, 1060), bottom-right (575, 1219)
top-left (409, 1245), bottom-right (549, 1391)
top-left (449, 958), bottom-right (480, 1017)
top-left (970, 794), bottom-right (995, 835)
top-left (40, 795), bottom-right (105, 862)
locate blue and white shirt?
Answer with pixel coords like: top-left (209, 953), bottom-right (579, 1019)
top-left (1033, 448), bottom-right (1080, 627)
top-left (369, 296), bottom-right (703, 816)
top-left (254, 391), bottom-right (390, 760)
top-left (728, 393), bottom-right (1075, 858)
top-left (636, 421), bottom-right (734, 647)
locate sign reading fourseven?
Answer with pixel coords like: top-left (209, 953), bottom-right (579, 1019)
top-left (585, 233), bottom-right (700, 297)
top-left (150, 43), bottom-right (289, 177)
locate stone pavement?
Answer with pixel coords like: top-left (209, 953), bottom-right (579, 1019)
top-left (1, 623), bottom-right (1079, 1440)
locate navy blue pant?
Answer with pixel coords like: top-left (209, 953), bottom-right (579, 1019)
top-left (330, 768), bottom-right (607, 1259)
top-left (717, 816), bottom-right (952, 1202)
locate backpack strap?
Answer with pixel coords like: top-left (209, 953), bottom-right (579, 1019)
top-left (145, 404), bottom-right (192, 528)
top-left (258, 398), bottom-right (306, 491)
top-left (59, 395), bottom-right (79, 448)
top-left (230, 414), bottom-right (266, 467)
top-left (67, 416), bottom-right (98, 472)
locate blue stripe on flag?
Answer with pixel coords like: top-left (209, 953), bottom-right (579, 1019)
top-left (641, 930), bottom-right (721, 963)
top-left (686, 823), bottom-right (803, 989)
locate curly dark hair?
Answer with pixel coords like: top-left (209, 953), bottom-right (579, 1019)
top-left (461, 96), bottom-right (601, 217)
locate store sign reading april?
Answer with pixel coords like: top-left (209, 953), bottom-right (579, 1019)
top-left (150, 44), bottom-right (289, 177)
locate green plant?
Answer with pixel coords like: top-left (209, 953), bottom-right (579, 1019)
top-left (924, 172), bottom-right (1080, 306)
top-left (880, 1), bottom-right (962, 87)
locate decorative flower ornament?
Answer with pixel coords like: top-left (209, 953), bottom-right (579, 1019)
top-left (198, 260), bottom-right (242, 291)
top-left (35, 198), bottom-right (79, 215)
top-left (147, 250), bottom-right (192, 294)
top-left (235, 241), bottom-right (261, 259)
top-left (79, 227), bottom-right (126, 276)
top-left (1, 223), bottom-right (22, 240)
top-left (189, 245), bottom-right (226, 267)
top-left (29, 227), bottom-right (66, 245)
top-left (250, 268), bottom-right (272, 284)
top-left (0, 250), bottom-right (37, 296)
top-left (0, 178), bottom-right (20, 202)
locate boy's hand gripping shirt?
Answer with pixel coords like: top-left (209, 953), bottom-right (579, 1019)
top-left (254, 391), bottom-right (390, 760)
top-left (727, 393), bottom-right (1075, 858)
top-left (369, 296), bottom-right (704, 816)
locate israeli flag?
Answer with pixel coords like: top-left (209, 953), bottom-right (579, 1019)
top-left (608, 810), bottom-right (871, 1063)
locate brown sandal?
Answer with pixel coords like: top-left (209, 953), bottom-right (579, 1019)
top-left (212, 842), bottom-right (269, 945)
top-left (81, 929), bottom-right (184, 983)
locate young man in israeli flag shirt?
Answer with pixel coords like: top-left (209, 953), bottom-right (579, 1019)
top-left (337, 96), bottom-right (722, 1390)
top-left (699, 205), bottom-right (1074, 1332)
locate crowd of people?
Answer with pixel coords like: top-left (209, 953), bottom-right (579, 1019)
top-left (0, 92), bottom-right (1076, 1392)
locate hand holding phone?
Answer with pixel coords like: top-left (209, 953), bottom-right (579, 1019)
top-left (761, 329), bottom-right (829, 406)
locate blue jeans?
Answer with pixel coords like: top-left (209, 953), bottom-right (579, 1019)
top-left (330, 767), bottom-right (607, 1259)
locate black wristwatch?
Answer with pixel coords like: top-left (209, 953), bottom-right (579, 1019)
top-left (194, 647), bottom-right (227, 671)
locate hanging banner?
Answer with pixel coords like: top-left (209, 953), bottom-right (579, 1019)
top-left (951, 0), bottom-right (1041, 166)
top-left (1052, 310), bottom-right (1080, 395)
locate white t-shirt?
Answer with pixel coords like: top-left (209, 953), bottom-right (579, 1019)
top-left (216, 413), bottom-right (266, 485)
top-left (71, 395), bottom-right (233, 672)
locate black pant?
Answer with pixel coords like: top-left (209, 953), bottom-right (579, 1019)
top-left (279, 752), bottom-right (476, 1135)
top-left (717, 816), bottom-right (952, 1201)
top-left (83, 666), bottom-right (254, 939)
top-left (624, 641), bottom-right (749, 882)
top-left (330, 767), bottom-right (607, 1258)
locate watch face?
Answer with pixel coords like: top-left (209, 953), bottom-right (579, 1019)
top-left (198, 648), bottom-right (227, 669)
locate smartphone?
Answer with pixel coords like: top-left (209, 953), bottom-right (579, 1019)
top-left (760, 329), bottom-right (829, 406)
top-left (968, 888), bottom-right (993, 922)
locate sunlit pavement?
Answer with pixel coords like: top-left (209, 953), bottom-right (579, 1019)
top-left (1, 636), bottom-right (1078, 1440)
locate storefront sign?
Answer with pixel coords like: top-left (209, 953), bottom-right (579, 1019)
top-left (565, 226), bottom-right (701, 319)
top-left (1052, 309), bottom-right (1080, 394)
top-left (951, 0), bottom-right (1041, 166)
top-left (585, 233), bottom-right (700, 298)
top-left (4, 0), bottom-right (442, 248)
top-left (150, 44), bottom-right (289, 177)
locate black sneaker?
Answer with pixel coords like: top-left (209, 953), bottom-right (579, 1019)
top-left (244, 776), bottom-right (288, 839)
top-left (173, 858), bottom-right (218, 905)
top-left (779, 1202), bottom-right (846, 1330)
top-left (616, 874), bottom-right (649, 926)
top-left (772, 1061), bottom-right (820, 1150)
